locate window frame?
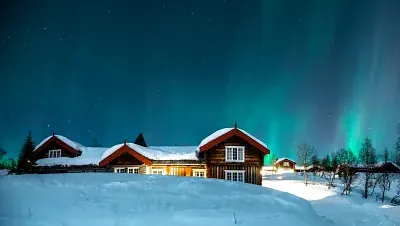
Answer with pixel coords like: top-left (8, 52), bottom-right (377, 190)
top-left (48, 149), bottom-right (62, 158)
top-left (225, 146), bottom-right (245, 162)
top-left (127, 167), bottom-right (140, 174)
top-left (283, 161), bottom-right (290, 167)
top-left (224, 170), bottom-right (245, 182)
top-left (152, 169), bottom-right (164, 175)
top-left (114, 167), bottom-right (126, 173)
top-left (192, 169), bottom-right (206, 178)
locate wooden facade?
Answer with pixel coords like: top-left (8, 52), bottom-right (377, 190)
top-left (33, 136), bottom-right (81, 161)
top-left (275, 158), bottom-right (296, 171)
top-left (33, 126), bottom-right (270, 186)
top-left (200, 127), bottom-right (270, 185)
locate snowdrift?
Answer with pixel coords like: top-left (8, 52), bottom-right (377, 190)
top-left (0, 174), bottom-right (329, 226)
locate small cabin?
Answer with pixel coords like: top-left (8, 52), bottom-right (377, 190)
top-left (275, 158), bottom-right (296, 172)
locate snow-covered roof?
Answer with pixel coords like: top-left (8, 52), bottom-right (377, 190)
top-left (276, 158), bottom-right (296, 164)
top-left (36, 147), bottom-right (109, 166)
top-left (295, 165), bottom-right (314, 170)
top-left (198, 127), bottom-right (268, 150)
top-left (34, 135), bottom-right (83, 152)
top-left (101, 143), bottom-right (199, 161)
top-left (262, 166), bottom-right (275, 170)
top-left (373, 161), bottom-right (400, 169)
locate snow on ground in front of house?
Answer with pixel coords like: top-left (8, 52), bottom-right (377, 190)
top-left (0, 169), bottom-right (8, 176)
top-left (262, 173), bottom-right (400, 226)
top-left (0, 173), bottom-right (330, 226)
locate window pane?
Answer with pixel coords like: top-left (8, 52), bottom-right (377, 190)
top-left (233, 172), bottom-right (238, 181)
top-left (227, 172), bottom-right (232, 180)
top-left (226, 148), bottom-right (232, 160)
top-left (233, 149), bottom-right (237, 160)
top-left (128, 169), bottom-right (133, 173)
top-left (238, 149), bottom-right (243, 160)
top-left (134, 168), bottom-right (139, 174)
top-left (238, 172), bottom-right (243, 182)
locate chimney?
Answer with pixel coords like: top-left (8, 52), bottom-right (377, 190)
top-left (52, 132), bottom-right (55, 136)
top-left (234, 122), bottom-right (237, 129)
top-left (124, 139), bottom-right (127, 145)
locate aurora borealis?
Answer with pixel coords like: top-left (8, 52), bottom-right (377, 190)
top-left (1, 0), bottom-right (399, 163)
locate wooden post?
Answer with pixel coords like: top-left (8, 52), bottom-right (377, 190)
top-left (166, 166), bottom-right (170, 175)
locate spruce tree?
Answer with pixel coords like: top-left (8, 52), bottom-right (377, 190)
top-left (17, 131), bottom-right (35, 174)
top-left (134, 133), bottom-right (148, 147)
top-left (0, 148), bottom-right (6, 169)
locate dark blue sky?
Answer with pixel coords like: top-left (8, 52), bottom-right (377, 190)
top-left (1, 0), bottom-right (400, 161)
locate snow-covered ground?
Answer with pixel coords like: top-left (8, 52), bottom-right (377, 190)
top-left (0, 173), bottom-right (330, 226)
top-left (263, 173), bottom-right (400, 226)
top-left (0, 169), bottom-right (8, 176)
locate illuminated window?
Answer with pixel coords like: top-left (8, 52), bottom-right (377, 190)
top-left (225, 146), bottom-right (245, 162)
top-left (152, 169), bottom-right (164, 175)
top-left (193, 169), bottom-right (206, 178)
top-left (225, 170), bottom-right (245, 182)
top-left (48, 149), bottom-right (61, 158)
top-left (283, 162), bottom-right (289, 167)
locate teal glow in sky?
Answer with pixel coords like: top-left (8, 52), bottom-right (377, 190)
top-left (0, 0), bottom-right (399, 162)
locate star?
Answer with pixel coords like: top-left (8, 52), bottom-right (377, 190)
top-left (208, 18), bottom-right (212, 22)
top-left (44, 27), bottom-right (47, 30)
top-left (47, 124), bottom-right (50, 127)
top-left (68, 120), bottom-right (71, 123)
top-left (299, 18), bottom-right (302, 21)
top-left (7, 36), bottom-right (9, 39)
top-left (191, 12), bottom-right (194, 15)
top-left (108, 10), bottom-right (111, 13)
top-left (60, 38), bottom-right (63, 41)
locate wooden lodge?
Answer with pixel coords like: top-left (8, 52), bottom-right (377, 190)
top-left (31, 124), bottom-right (270, 185)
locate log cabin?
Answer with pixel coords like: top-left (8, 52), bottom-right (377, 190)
top-left (32, 124), bottom-right (270, 185)
top-left (198, 123), bottom-right (270, 185)
top-left (275, 158), bottom-right (296, 172)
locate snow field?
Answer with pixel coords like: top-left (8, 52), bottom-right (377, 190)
top-left (0, 173), bottom-right (329, 226)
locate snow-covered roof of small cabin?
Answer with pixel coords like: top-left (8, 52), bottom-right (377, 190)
top-left (34, 135), bottom-right (83, 152)
top-left (262, 166), bottom-right (275, 171)
top-left (295, 165), bottom-right (314, 170)
top-left (197, 127), bottom-right (268, 150)
top-left (276, 158), bottom-right (296, 164)
top-left (36, 147), bottom-right (109, 166)
top-left (101, 143), bottom-right (198, 161)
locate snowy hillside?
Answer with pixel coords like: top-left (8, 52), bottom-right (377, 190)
top-left (0, 173), bottom-right (330, 226)
top-left (263, 173), bottom-right (400, 226)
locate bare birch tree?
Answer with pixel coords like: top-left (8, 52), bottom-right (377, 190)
top-left (297, 144), bottom-right (315, 186)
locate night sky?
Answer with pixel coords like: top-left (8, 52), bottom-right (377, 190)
top-left (1, 0), bottom-right (400, 162)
